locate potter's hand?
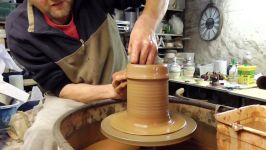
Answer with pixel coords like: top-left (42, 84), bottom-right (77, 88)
top-left (128, 14), bottom-right (158, 65)
top-left (111, 70), bottom-right (127, 100)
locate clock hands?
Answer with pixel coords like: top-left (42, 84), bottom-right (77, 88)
top-left (207, 29), bottom-right (210, 39)
top-left (212, 9), bottom-right (217, 18)
top-left (208, 8), bottom-right (212, 18)
top-left (203, 13), bottom-right (208, 21)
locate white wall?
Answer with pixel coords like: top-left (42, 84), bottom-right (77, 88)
top-left (184, 0), bottom-right (266, 74)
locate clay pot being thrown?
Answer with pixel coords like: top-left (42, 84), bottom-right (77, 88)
top-left (110, 64), bottom-right (186, 135)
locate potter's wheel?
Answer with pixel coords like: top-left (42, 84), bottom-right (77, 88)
top-left (101, 112), bottom-right (196, 147)
top-left (110, 111), bottom-right (186, 135)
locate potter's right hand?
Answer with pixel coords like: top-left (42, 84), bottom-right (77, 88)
top-left (111, 70), bottom-right (127, 100)
top-left (128, 14), bottom-right (158, 65)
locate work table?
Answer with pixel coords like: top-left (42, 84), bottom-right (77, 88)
top-left (169, 78), bottom-right (266, 107)
top-left (230, 88), bottom-right (266, 102)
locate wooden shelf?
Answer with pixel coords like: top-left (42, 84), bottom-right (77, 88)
top-left (140, 5), bottom-right (184, 12)
top-left (23, 79), bottom-right (37, 86)
top-left (120, 33), bottom-right (185, 38)
top-left (119, 32), bottom-right (130, 35)
top-left (156, 33), bottom-right (183, 37)
top-left (167, 8), bottom-right (184, 12)
top-left (158, 47), bottom-right (183, 50)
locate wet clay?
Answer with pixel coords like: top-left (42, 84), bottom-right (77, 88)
top-left (100, 64), bottom-right (196, 147)
top-left (84, 139), bottom-right (140, 150)
top-left (110, 64), bottom-right (186, 135)
top-left (151, 121), bottom-right (217, 150)
top-left (126, 64), bottom-right (169, 124)
top-left (67, 122), bottom-right (105, 150)
top-left (101, 114), bottom-right (196, 147)
top-left (77, 122), bottom-right (214, 150)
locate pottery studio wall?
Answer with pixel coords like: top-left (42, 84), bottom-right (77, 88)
top-left (184, 0), bottom-right (266, 74)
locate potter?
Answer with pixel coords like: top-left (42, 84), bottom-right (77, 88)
top-left (5, 0), bottom-right (169, 149)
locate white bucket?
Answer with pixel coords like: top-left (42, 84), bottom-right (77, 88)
top-left (199, 63), bottom-right (214, 76)
top-left (213, 60), bottom-right (227, 75)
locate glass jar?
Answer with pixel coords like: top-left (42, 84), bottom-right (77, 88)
top-left (183, 57), bottom-right (195, 78)
top-left (169, 57), bottom-right (181, 80)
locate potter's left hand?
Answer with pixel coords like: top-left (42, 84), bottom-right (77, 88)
top-left (128, 14), bottom-right (158, 65)
top-left (111, 70), bottom-right (127, 100)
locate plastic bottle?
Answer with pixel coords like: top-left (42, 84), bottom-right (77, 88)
top-left (243, 51), bottom-right (252, 66)
top-left (228, 58), bottom-right (238, 83)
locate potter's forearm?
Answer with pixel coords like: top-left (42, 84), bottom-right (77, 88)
top-left (143, 0), bottom-right (169, 30)
top-left (59, 83), bottom-right (116, 103)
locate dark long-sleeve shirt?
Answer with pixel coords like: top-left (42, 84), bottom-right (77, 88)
top-left (6, 0), bottom-right (144, 96)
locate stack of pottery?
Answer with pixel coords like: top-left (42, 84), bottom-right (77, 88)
top-left (164, 50), bottom-right (177, 64)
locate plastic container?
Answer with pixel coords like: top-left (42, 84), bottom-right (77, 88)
top-left (215, 105), bottom-right (266, 150)
top-left (237, 65), bottom-right (256, 84)
top-left (228, 58), bottom-right (238, 83)
top-left (0, 100), bottom-right (20, 129)
top-left (213, 60), bottom-right (227, 75)
top-left (198, 63), bottom-right (214, 76)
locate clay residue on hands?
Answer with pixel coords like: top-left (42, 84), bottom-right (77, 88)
top-left (112, 70), bottom-right (127, 100)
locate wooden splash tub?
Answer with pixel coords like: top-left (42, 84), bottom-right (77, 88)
top-left (53, 95), bottom-right (233, 150)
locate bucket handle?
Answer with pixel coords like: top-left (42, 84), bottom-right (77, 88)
top-left (232, 123), bottom-right (266, 137)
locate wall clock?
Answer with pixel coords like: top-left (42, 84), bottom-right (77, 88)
top-left (199, 3), bottom-right (222, 41)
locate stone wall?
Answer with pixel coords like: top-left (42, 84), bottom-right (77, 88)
top-left (184, 0), bottom-right (266, 74)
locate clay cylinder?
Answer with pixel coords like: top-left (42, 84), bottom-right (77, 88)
top-left (127, 64), bottom-right (170, 125)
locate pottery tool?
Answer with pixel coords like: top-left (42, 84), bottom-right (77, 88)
top-left (232, 123), bottom-right (266, 137)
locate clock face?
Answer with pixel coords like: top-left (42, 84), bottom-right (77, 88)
top-left (199, 5), bottom-right (222, 41)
